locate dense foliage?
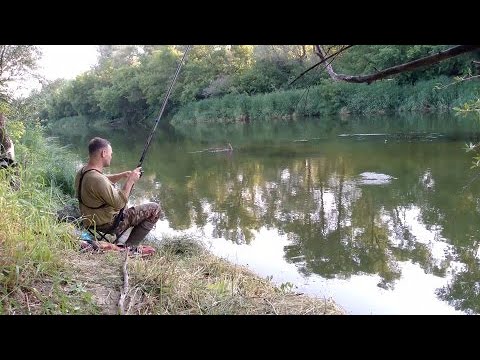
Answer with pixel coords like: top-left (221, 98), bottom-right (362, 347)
top-left (11, 45), bottom-right (480, 126)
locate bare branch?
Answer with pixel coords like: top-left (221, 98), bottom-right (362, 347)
top-left (435, 75), bottom-right (480, 90)
top-left (0, 46), bottom-right (5, 78)
top-left (289, 45), bottom-right (353, 85)
top-left (118, 249), bottom-right (129, 315)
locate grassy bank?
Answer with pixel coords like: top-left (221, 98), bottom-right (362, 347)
top-left (68, 237), bottom-right (344, 315)
top-left (0, 123), bottom-right (86, 314)
top-left (171, 76), bottom-right (480, 125)
top-left (0, 124), bottom-right (344, 315)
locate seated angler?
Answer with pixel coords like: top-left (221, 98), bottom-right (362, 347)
top-left (75, 137), bottom-right (163, 249)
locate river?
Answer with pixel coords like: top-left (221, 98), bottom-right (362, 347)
top-left (49, 112), bottom-right (480, 314)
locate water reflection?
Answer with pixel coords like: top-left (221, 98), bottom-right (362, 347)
top-left (49, 113), bottom-right (480, 314)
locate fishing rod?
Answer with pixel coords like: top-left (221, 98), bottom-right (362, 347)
top-left (110, 46), bottom-right (192, 231)
top-left (137, 45), bottom-right (192, 169)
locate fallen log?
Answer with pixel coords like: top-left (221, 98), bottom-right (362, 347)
top-left (189, 143), bottom-right (233, 154)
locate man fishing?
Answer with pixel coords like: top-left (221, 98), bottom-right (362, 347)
top-left (75, 137), bottom-right (163, 249)
top-left (75, 47), bottom-right (190, 252)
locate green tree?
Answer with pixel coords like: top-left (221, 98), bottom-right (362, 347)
top-left (0, 45), bottom-right (41, 102)
top-left (254, 45), bottom-right (312, 64)
top-left (97, 45), bottom-right (140, 69)
top-left (0, 46), bottom-right (41, 159)
top-left (138, 46), bottom-right (180, 110)
top-left (96, 65), bottom-right (147, 123)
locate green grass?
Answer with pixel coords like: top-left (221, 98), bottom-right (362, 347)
top-left (0, 123), bottom-right (90, 314)
top-left (171, 76), bottom-right (480, 125)
top-left (0, 166), bottom-right (92, 314)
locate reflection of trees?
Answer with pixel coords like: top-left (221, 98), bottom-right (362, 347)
top-left (388, 205), bottom-right (449, 278)
top-left (349, 190), bottom-right (401, 289)
top-left (283, 158), bottom-right (401, 289)
top-left (159, 153), bottom-right (264, 243)
top-left (436, 245), bottom-right (480, 315)
top-left (154, 145), bottom-right (441, 289)
top-left (148, 135), bottom-right (480, 311)
top-left (156, 139), bottom-right (480, 303)
top-left (154, 145), bottom-right (439, 289)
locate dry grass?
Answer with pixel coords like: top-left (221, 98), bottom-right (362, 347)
top-left (2, 227), bottom-right (345, 315)
top-left (120, 236), bottom-right (345, 315)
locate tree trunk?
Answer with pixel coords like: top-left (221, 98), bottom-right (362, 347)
top-left (314, 45), bottom-right (341, 81)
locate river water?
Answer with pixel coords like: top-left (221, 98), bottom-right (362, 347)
top-left (50, 112), bottom-right (480, 314)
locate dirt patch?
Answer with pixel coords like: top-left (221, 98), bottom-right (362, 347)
top-left (66, 251), bottom-right (124, 314)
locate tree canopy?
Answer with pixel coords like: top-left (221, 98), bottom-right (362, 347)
top-left (0, 45), bottom-right (41, 102)
top-left (18, 45), bottom-right (480, 124)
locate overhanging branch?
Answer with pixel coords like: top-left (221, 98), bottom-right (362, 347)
top-left (315, 45), bottom-right (480, 84)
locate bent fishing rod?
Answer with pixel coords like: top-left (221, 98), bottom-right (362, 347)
top-left (137, 45), bottom-right (192, 169)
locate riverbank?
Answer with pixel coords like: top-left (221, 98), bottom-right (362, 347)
top-left (170, 77), bottom-right (479, 125)
top-left (1, 229), bottom-right (345, 315)
top-left (76, 236), bottom-right (345, 314)
top-left (0, 120), bottom-right (345, 315)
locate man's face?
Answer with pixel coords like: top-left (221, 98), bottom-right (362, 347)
top-left (102, 145), bottom-right (113, 167)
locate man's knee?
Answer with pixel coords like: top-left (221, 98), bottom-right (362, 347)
top-left (146, 202), bottom-right (163, 222)
top-left (154, 202), bottom-right (164, 222)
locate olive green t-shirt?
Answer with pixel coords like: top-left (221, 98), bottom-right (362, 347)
top-left (74, 167), bottom-right (128, 228)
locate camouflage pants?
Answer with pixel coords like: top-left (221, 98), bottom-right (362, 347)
top-left (98, 202), bottom-right (163, 236)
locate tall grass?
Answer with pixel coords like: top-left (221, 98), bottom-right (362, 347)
top-left (18, 122), bottom-right (80, 197)
top-left (0, 123), bottom-right (83, 314)
top-left (171, 76), bottom-right (480, 125)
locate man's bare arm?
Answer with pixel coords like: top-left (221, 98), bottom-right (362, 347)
top-left (121, 167), bottom-right (141, 199)
top-left (106, 171), bottom-right (131, 184)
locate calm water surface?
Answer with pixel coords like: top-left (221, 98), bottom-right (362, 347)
top-left (51, 113), bottom-right (480, 314)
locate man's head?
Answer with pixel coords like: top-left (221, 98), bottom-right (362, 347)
top-left (88, 137), bottom-right (112, 167)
